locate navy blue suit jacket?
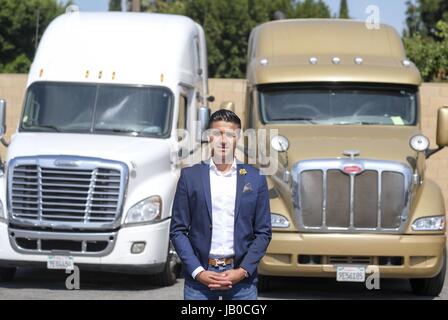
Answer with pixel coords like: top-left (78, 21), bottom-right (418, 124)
top-left (170, 161), bottom-right (272, 285)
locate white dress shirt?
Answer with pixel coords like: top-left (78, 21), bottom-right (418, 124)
top-left (191, 158), bottom-right (237, 279)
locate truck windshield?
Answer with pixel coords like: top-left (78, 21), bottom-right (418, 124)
top-left (20, 82), bottom-right (173, 138)
top-left (259, 84), bottom-right (418, 126)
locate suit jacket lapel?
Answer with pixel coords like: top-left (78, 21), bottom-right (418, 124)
top-left (201, 161), bottom-right (213, 222)
top-left (234, 163), bottom-right (246, 222)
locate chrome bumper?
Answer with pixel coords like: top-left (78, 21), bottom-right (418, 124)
top-left (8, 228), bottom-right (117, 257)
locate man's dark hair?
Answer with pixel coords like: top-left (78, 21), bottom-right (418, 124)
top-left (208, 109), bottom-right (241, 129)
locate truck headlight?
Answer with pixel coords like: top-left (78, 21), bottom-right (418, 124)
top-left (125, 196), bottom-right (162, 225)
top-left (271, 213), bottom-right (290, 228)
top-left (412, 216), bottom-right (445, 231)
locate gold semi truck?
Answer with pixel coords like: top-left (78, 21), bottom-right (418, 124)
top-left (245, 19), bottom-right (448, 296)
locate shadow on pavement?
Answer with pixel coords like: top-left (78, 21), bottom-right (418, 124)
top-left (0, 268), bottom-right (168, 292)
top-left (258, 276), bottom-right (435, 300)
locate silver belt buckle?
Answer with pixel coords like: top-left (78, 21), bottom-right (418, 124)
top-left (216, 258), bottom-right (226, 266)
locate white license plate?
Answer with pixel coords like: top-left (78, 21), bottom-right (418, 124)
top-left (336, 266), bottom-right (366, 282)
top-left (47, 256), bottom-right (74, 270)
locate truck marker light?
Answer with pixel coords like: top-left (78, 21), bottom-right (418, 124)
top-left (354, 57), bottom-right (363, 65)
top-left (112, 71), bottom-right (116, 80)
top-left (160, 73), bottom-right (164, 82)
top-left (332, 57), bottom-right (341, 65)
top-left (98, 71), bottom-right (103, 79)
top-left (402, 59), bottom-right (412, 67)
top-left (39, 69), bottom-right (44, 77)
top-left (343, 165), bottom-right (363, 175)
top-left (85, 70), bottom-right (89, 78)
top-left (259, 58), bottom-right (269, 66)
top-left (309, 57), bottom-right (318, 65)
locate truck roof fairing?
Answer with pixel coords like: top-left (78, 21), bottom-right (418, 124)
top-left (29, 12), bottom-right (202, 87)
top-left (247, 19), bottom-right (421, 86)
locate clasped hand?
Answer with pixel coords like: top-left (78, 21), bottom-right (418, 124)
top-left (196, 268), bottom-right (247, 290)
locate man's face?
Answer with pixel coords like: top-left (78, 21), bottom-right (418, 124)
top-left (209, 120), bottom-right (240, 164)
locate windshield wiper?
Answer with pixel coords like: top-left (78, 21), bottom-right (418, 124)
top-left (272, 117), bottom-right (317, 124)
top-left (94, 128), bottom-right (141, 135)
top-left (335, 122), bottom-right (384, 125)
top-left (22, 125), bottom-right (61, 132)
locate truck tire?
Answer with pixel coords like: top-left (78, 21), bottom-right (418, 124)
top-left (0, 267), bottom-right (16, 282)
top-left (151, 243), bottom-right (179, 287)
top-left (257, 275), bottom-right (271, 292)
top-left (410, 254), bottom-right (446, 297)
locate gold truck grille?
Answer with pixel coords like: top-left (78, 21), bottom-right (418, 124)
top-left (292, 159), bottom-right (413, 233)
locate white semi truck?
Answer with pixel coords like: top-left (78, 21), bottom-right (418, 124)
top-left (0, 9), bottom-right (210, 286)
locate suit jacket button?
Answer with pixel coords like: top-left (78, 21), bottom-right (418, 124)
top-left (209, 224), bottom-right (213, 229)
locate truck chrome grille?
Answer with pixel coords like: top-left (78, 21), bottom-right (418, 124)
top-left (292, 159), bottom-right (412, 233)
top-left (8, 156), bottom-right (128, 230)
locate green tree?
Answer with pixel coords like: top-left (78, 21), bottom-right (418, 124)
top-left (109, 0), bottom-right (122, 11)
top-left (110, 0), bottom-right (156, 12)
top-left (186, 0), bottom-right (295, 78)
top-left (248, 0), bottom-right (294, 23)
top-left (404, 21), bottom-right (448, 81)
top-left (419, 0), bottom-right (448, 37)
top-left (404, 0), bottom-right (421, 37)
top-left (404, 0), bottom-right (448, 81)
top-left (147, 0), bottom-right (186, 15)
top-left (0, 0), bottom-right (67, 73)
top-left (183, 0), bottom-right (252, 78)
top-left (405, 0), bottom-right (448, 37)
top-left (295, 0), bottom-right (331, 19)
top-left (150, 0), bottom-right (331, 78)
top-left (339, 0), bottom-right (349, 19)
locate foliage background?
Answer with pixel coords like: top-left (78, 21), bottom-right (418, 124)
top-left (0, 0), bottom-right (446, 81)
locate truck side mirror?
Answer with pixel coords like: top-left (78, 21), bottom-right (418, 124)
top-left (0, 100), bottom-right (6, 139)
top-left (426, 106), bottom-right (448, 158)
top-left (198, 106), bottom-right (210, 142)
top-left (436, 106), bottom-right (448, 147)
top-left (220, 101), bottom-right (235, 112)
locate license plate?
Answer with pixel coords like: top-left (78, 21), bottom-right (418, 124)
top-left (47, 256), bottom-right (74, 270)
top-left (336, 266), bottom-right (366, 282)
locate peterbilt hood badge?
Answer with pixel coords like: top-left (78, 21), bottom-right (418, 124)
top-left (342, 150), bottom-right (363, 174)
top-left (342, 164), bottom-right (364, 175)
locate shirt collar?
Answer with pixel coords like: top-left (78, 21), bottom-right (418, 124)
top-left (209, 157), bottom-right (237, 176)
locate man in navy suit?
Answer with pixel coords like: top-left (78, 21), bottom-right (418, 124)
top-left (170, 109), bottom-right (272, 300)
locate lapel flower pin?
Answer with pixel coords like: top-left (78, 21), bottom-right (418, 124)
top-left (239, 168), bottom-right (247, 176)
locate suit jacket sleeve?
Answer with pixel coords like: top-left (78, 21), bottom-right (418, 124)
top-left (239, 173), bottom-right (272, 276)
top-left (169, 169), bottom-right (203, 276)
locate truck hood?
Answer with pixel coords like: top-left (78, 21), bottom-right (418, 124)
top-left (267, 125), bottom-right (421, 167)
top-left (7, 132), bottom-right (173, 173)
